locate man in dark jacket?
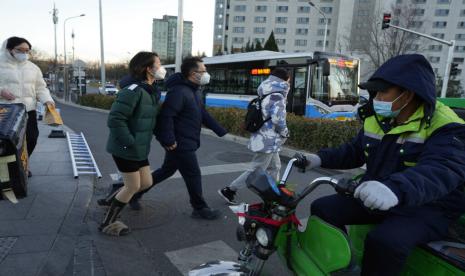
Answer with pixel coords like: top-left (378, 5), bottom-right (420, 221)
top-left (106, 57), bottom-right (227, 219)
top-left (296, 54), bottom-right (465, 275)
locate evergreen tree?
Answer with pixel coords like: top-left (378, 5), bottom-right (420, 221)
top-left (264, 31), bottom-right (279, 52)
top-left (245, 40), bottom-right (252, 52)
top-left (255, 40), bottom-right (263, 51)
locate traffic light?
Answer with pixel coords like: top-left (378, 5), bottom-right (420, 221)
top-left (450, 63), bottom-right (460, 76)
top-left (382, 13), bottom-right (391, 30)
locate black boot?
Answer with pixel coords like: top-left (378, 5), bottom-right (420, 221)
top-left (129, 192), bottom-right (143, 210)
top-left (99, 198), bottom-right (129, 236)
top-left (97, 183), bottom-right (123, 206)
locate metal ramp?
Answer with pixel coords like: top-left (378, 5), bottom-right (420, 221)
top-left (66, 132), bottom-right (102, 179)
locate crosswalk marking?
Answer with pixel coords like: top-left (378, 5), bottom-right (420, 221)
top-left (111, 162), bottom-right (251, 181)
top-left (165, 240), bottom-right (238, 276)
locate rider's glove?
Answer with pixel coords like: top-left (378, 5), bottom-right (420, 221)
top-left (293, 153), bottom-right (321, 170)
top-left (354, 180), bottom-right (399, 210)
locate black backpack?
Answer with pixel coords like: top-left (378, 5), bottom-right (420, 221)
top-left (244, 92), bottom-right (281, 133)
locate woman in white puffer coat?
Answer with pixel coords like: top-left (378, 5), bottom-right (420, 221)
top-left (0, 37), bottom-right (54, 176)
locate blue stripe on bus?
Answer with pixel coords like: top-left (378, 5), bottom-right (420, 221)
top-left (160, 94), bottom-right (354, 119)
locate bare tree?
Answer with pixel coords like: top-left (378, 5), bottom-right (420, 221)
top-left (348, 2), bottom-right (429, 69)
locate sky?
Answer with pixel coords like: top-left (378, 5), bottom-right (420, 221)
top-left (0, 0), bottom-right (215, 63)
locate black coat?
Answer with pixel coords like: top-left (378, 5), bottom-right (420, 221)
top-left (155, 73), bottom-right (227, 151)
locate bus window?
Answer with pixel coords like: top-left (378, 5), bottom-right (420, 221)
top-left (288, 67), bottom-right (307, 115)
top-left (207, 69), bottom-right (226, 94)
top-left (226, 69), bottom-right (248, 95)
top-left (309, 63), bottom-right (328, 104)
top-left (327, 59), bottom-right (359, 105)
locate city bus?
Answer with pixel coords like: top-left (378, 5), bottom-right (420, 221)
top-left (162, 51), bottom-right (361, 119)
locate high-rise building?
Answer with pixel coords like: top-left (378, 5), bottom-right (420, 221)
top-left (152, 15), bottom-right (193, 62)
top-left (213, 0), bottom-right (357, 55)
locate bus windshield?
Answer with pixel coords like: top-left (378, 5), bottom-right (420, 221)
top-left (327, 58), bottom-right (359, 105)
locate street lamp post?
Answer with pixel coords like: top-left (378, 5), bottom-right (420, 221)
top-left (63, 14), bottom-right (85, 101)
top-left (309, 1), bottom-right (328, 52)
top-left (175, 0), bottom-right (184, 73)
top-left (99, 0), bottom-right (106, 90)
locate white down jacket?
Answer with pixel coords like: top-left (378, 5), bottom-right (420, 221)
top-left (0, 39), bottom-right (53, 111)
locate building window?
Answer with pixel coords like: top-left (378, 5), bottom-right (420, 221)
top-left (429, 56), bottom-right (441, 63)
top-left (296, 28), bottom-right (309, 35)
top-left (453, 57), bottom-right (465, 63)
top-left (437, 0), bottom-right (451, 3)
top-left (432, 33), bottom-right (445, 39)
top-left (276, 39), bottom-right (286, 45)
top-left (255, 5), bottom-right (267, 12)
top-left (456, 34), bottom-right (465, 40)
top-left (276, 6), bottom-right (289, 12)
top-left (316, 40), bottom-right (329, 47)
top-left (234, 5), bottom-right (246, 12)
top-left (429, 45), bottom-right (443, 51)
top-left (319, 18), bottom-right (331, 25)
top-left (255, 16), bottom-right (267, 23)
top-left (435, 9), bottom-right (450, 16)
top-left (297, 17), bottom-right (310, 24)
top-left (408, 21), bottom-right (423, 28)
top-left (412, 0), bottom-right (426, 3)
top-left (433, 21), bottom-right (447, 28)
top-left (295, 39), bottom-right (307, 46)
top-left (297, 6), bottom-right (310, 13)
top-left (254, 38), bottom-right (265, 44)
top-left (216, 35), bottom-right (222, 39)
top-left (233, 16), bottom-right (245, 22)
top-left (275, 27), bottom-right (287, 34)
top-left (459, 22), bottom-right (465, 28)
top-left (232, 37), bottom-right (244, 44)
top-left (233, 27), bottom-right (245, 33)
top-left (321, 7), bottom-right (333, 14)
top-left (317, 29), bottom-right (330, 35)
top-left (358, 10), bottom-right (369, 16)
top-left (455, 46), bottom-right (465, 52)
top-left (413, 9), bottom-right (425, 16)
top-left (276, 17), bottom-right (288, 24)
top-left (254, 27), bottom-right (266, 34)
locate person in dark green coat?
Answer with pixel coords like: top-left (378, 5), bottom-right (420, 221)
top-left (99, 51), bottom-right (166, 236)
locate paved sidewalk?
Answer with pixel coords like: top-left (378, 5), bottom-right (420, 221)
top-left (0, 122), bottom-right (94, 276)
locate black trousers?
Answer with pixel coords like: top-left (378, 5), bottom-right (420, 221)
top-left (146, 150), bottom-right (208, 210)
top-left (311, 194), bottom-right (452, 276)
top-left (26, 111), bottom-right (39, 156)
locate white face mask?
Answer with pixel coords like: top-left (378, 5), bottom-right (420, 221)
top-left (13, 52), bottom-right (28, 62)
top-left (196, 72), bottom-right (211, 85)
top-left (152, 66), bottom-right (166, 80)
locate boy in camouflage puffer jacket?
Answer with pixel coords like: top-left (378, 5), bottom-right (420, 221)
top-left (218, 68), bottom-right (290, 204)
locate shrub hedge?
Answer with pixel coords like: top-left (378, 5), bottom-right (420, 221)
top-left (79, 94), bottom-right (115, 110)
top-left (206, 107), bottom-right (361, 153)
top-left (77, 94), bottom-right (361, 152)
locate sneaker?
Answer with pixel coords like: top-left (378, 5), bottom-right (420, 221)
top-left (218, 187), bottom-right (238, 205)
top-left (191, 207), bottom-right (221, 220)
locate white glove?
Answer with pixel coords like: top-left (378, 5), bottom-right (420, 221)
top-left (306, 154), bottom-right (322, 169)
top-left (354, 180), bottom-right (399, 210)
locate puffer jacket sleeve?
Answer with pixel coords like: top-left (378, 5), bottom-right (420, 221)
top-left (34, 65), bottom-right (53, 104)
top-left (202, 107), bottom-right (227, 137)
top-left (107, 89), bottom-right (140, 147)
top-left (155, 88), bottom-right (184, 147)
top-left (383, 124), bottom-right (465, 206)
top-left (317, 129), bottom-right (366, 170)
top-left (268, 93), bottom-right (288, 136)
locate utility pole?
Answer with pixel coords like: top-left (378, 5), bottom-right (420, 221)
top-left (51, 3), bottom-right (59, 95)
top-left (382, 15), bottom-right (455, 98)
top-left (71, 29), bottom-right (75, 64)
top-left (175, 0), bottom-right (184, 73)
top-left (99, 0), bottom-right (106, 88)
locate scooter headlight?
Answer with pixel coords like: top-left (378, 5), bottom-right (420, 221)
top-left (238, 216), bottom-right (246, 225)
top-left (256, 228), bottom-right (270, 247)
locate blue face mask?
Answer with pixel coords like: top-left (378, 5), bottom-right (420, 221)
top-left (373, 93), bottom-right (407, 118)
